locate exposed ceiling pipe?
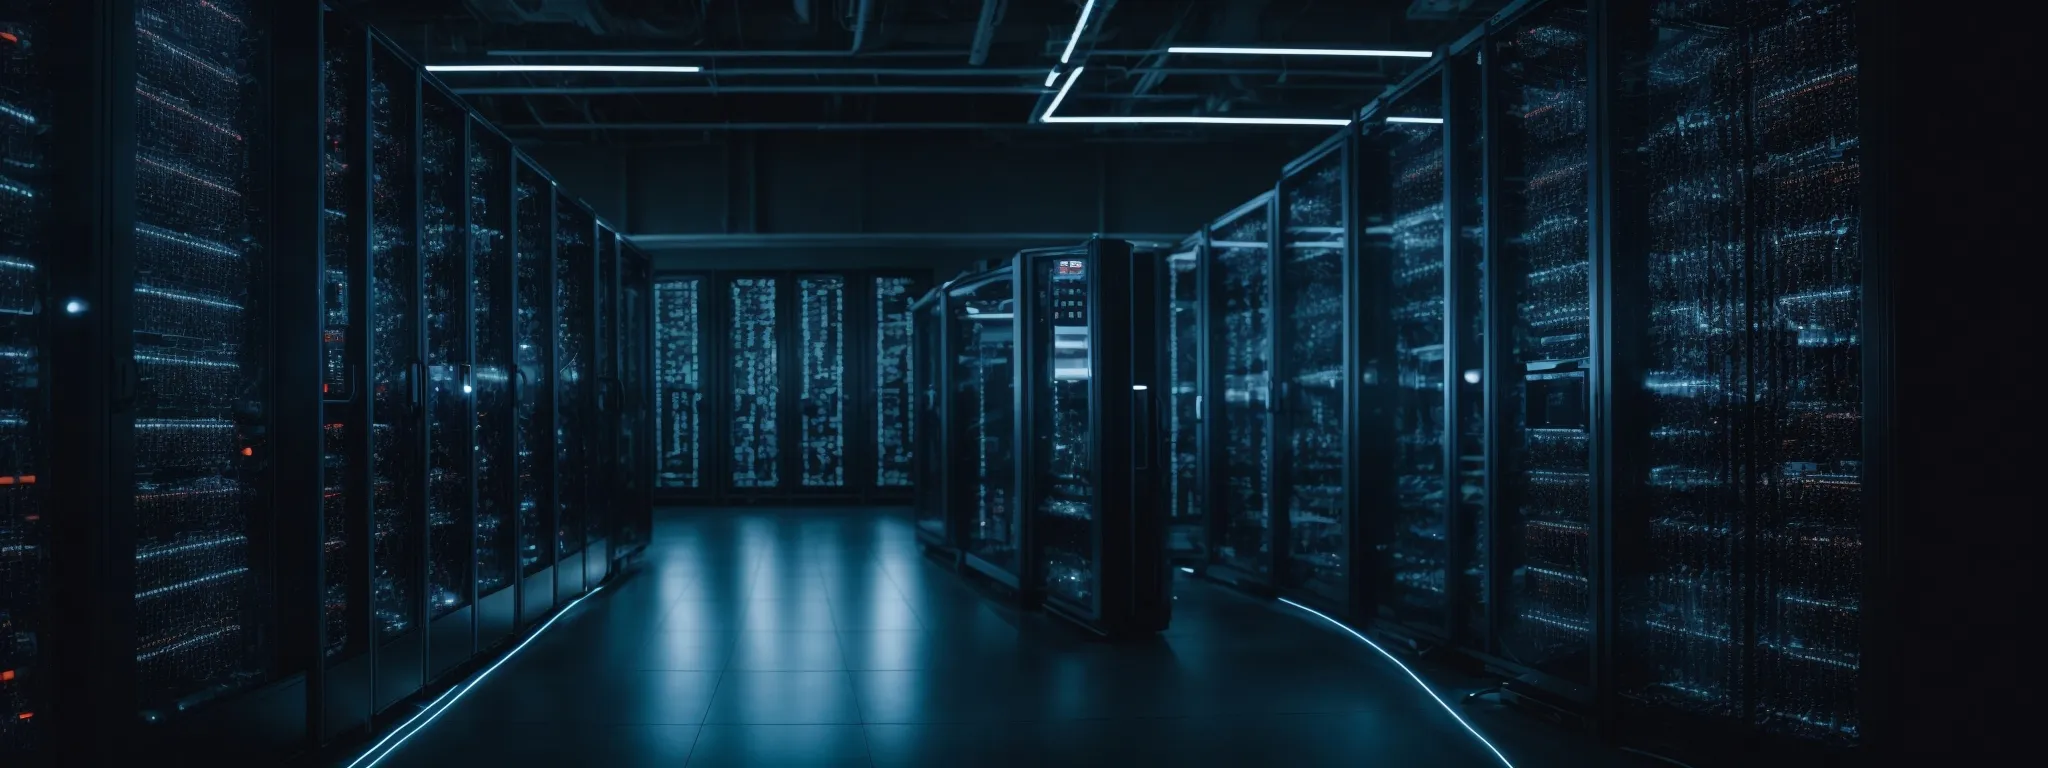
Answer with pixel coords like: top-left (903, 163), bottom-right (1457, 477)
top-left (968, 0), bottom-right (1002, 66)
top-left (850, 0), bottom-right (875, 54)
top-left (507, 121), bottom-right (1046, 131)
top-left (455, 85), bottom-right (1053, 95)
top-left (794, 0), bottom-right (813, 24)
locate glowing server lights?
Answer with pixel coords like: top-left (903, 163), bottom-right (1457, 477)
top-left (423, 64), bottom-right (703, 74)
top-left (1168, 46), bottom-right (1435, 58)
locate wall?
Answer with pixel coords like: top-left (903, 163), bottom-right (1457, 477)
top-left (524, 131), bottom-right (1318, 278)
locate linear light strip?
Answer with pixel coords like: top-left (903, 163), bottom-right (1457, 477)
top-left (424, 64), bottom-right (702, 73)
top-left (1277, 597), bottom-right (1516, 768)
top-left (1168, 46), bottom-right (1433, 58)
top-left (1039, 64), bottom-right (1351, 127)
top-left (349, 585), bottom-right (607, 768)
top-left (1386, 116), bottom-right (1445, 124)
top-left (1044, 115), bottom-right (1353, 126)
top-left (1059, 0), bottom-right (1099, 65)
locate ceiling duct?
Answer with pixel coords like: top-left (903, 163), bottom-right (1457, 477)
top-left (465, 0), bottom-right (608, 33)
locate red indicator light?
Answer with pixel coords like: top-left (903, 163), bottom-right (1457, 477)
top-left (241, 447), bottom-right (254, 457)
top-left (2, 669), bottom-right (16, 681)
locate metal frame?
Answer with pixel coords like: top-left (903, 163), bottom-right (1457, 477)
top-left (910, 286), bottom-right (954, 552)
top-left (1271, 131), bottom-right (1358, 620)
top-left (650, 268), bottom-right (934, 504)
top-left (1161, 233), bottom-right (1208, 564)
top-left (1198, 191), bottom-right (1280, 593)
top-left (945, 266), bottom-right (1025, 591)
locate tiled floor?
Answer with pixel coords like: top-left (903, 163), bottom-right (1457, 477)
top-left (370, 508), bottom-right (1627, 767)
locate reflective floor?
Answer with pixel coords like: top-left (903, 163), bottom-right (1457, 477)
top-left (371, 508), bottom-right (1635, 767)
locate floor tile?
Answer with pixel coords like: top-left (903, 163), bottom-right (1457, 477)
top-left (728, 630), bottom-right (846, 671)
top-left (704, 671), bottom-right (863, 725)
top-left (685, 725), bottom-right (870, 767)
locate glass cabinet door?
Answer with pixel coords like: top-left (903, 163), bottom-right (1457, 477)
top-left (1278, 149), bottom-right (1349, 605)
top-left (911, 293), bottom-right (947, 538)
top-left (1027, 253), bottom-right (1097, 611)
top-left (1493, 2), bottom-right (1595, 686)
top-left (1165, 243), bottom-right (1204, 559)
top-left (1210, 198), bottom-right (1274, 581)
top-left (950, 273), bottom-right (1018, 579)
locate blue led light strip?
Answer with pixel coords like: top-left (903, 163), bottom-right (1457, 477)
top-left (345, 585), bottom-right (607, 768)
top-left (1277, 597), bottom-right (1516, 768)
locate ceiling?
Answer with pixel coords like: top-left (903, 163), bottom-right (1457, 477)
top-left (340, 0), bottom-right (1507, 142)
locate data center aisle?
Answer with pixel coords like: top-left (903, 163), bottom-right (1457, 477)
top-left (369, 508), bottom-right (1615, 767)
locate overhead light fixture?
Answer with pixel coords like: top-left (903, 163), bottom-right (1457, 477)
top-left (1385, 116), bottom-right (1445, 124)
top-left (1039, 66), bottom-right (1350, 127)
top-left (1044, 69), bottom-right (1063, 88)
top-left (1060, 0), bottom-right (1099, 65)
top-left (424, 64), bottom-right (703, 74)
top-left (1168, 46), bottom-right (1433, 58)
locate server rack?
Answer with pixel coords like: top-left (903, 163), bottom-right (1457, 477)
top-left (910, 287), bottom-right (953, 553)
top-left (615, 243), bottom-right (655, 557)
top-left (1274, 134), bottom-right (1361, 617)
top-left (1162, 235), bottom-right (1207, 563)
top-left (590, 224), bottom-right (618, 577)
top-left (1016, 241), bottom-right (1170, 636)
top-left (649, 270), bottom-right (927, 504)
top-left (468, 112), bottom-right (518, 658)
top-left (2, 6), bottom-right (641, 762)
top-left (1202, 193), bottom-right (1279, 591)
top-left (653, 274), bottom-right (709, 499)
top-left (946, 267), bottom-right (1023, 589)
top-left (551, 193), bottom-right (593, 602)
top-left (510, 160), bottom-right (557, 626)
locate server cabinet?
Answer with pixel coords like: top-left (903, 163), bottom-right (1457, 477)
top-left (590, 225), bottom-right (618, 578)
top-left (653, 275), bottom-right (707, 496)
top-left (725, 274), bottom-right (782, 494)
top-left (1017, 242), bottom-right (1170, 636)
top-left (1275, 136), bottom-right (1357, 614)
top-left (1601, 0), bottom-right (1870, 755)
top-left (794, 273), bottom-right (849, 492)
top-left (1163, 237), bottom-right (1206, 563)
top-left (870, 274), bottom-right (926, 499)
top-left (551, 195), bottom-right (593, 601)
top-left (1204, 194), bottom-right (1278, 589)
top-left (420, 82), bottom-right (471, 680)
top-left (1360, 72), bottom-right (1455, 638)
top-left (615, 244), bottom-right (654, 557)
top-left (319, 18), bottom-right (372, 741)
top-left (468, 117), bottom-right (518, 651)
top-left (1487, 0), bottom-right (1598, 704)
top-left (511, 162), bottom-right (556, 625)
top-left (0, 1), bottom-right (53, 755)
top-left (910, 288), bottom-right (952, 551)
top-left (948, 268), bottom-right (1022, 587)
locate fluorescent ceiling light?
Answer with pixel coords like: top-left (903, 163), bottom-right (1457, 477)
top-left (1385, 116), bottom-right (1444, 124)
top-left (1168, 46), bottom-right (1433, 58)
top-left (1044, 69), bottom-right (1063, 88)
top-left (425, 64), bottom-right (703, 73)
top-left (1045, 115), bottom-right (1352, 127)
top-left (1060, 0), bottom-right (1099, 64)
top-left (1040, 65), bottom-right (1349, 127)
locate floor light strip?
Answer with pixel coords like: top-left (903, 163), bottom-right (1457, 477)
top-left (1277, 597), bottom-right (1516, 768)
top-left (338, 685), bottom-right (462, 768)
top-left (348, 585), bottom-right (608, 768)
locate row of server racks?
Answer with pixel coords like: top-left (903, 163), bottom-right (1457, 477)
top-left (912, 241), bottom-right (1172, 638)
top-left (651, 270), bottom-right (929, 503)
top-left (1157, 0), bottom-right (1956, 763)
top-left (0, 2), bottom-right (657, 764)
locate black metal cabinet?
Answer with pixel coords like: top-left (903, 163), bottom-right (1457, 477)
top-left (1162, 236), bottom-right (1207, 563)
top-left (551, 194), bottom-right (593, 600)
top-left (1204, 194), bottom-right (1279, 589)
top-left (947, 268), bottom-right (1021, 586)
top-left (1017, 242), bottom-right (1169, 636)
top-left (614, 243), bottom-right (655, 558)
top-left (1275, 136), bottom-right (1358, 614)
top-left (649, 270), bottom-right (928, 504)
top-left (910, 288), bottom-right (951, 551)
top-left (468, 115), bottom-right (518, 652)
